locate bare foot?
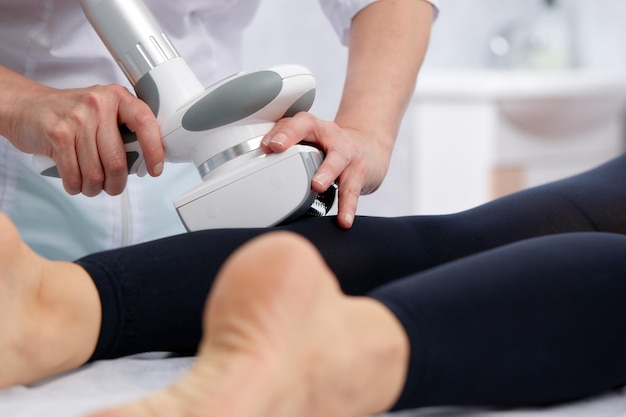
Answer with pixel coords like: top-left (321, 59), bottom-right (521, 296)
top-left (0, 213), bottom-right (101, 388)
top-left (88, 231), bottom-right (409, 417)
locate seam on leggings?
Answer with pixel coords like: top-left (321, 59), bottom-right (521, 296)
top-left (75, 259), bottom-right (125, 362)
top-left (368, 291), bottom-right (431, 411)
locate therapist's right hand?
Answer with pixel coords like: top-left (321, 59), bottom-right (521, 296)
top-left (1, 77), bottom-right (163, 197)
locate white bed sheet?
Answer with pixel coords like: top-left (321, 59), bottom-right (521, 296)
top-left (1, 354), bottom-right (625, 417)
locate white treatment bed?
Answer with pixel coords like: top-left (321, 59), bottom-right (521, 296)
top-left (1, 354), bottom-right (625, 417)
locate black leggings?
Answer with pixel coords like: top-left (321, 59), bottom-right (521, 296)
top-left (76, 153), bottom-right (626, 410)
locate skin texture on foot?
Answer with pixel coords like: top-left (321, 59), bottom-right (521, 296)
top-left (0, 213), bottom-right (101, 388)
top-left (87, 232), bottom-right (410, 417)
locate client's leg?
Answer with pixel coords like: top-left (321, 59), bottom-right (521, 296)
top-left (88, 232), bottom-right (410, 417)
top-left (371, 231), bottom-right (626, 408)
top-left (78, 153), bottom-right (626, 363)
top-left (93, 229), bottom-right (626, 417)
top-left (89, 231), bottom-right (626, 417)
top-left (0, 214), bottom-right (101, 388)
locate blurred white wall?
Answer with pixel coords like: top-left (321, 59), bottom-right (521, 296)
top-left (241, 1), bottom-right (626, 217)
top-left (423, 0), bottom-right (626, 72)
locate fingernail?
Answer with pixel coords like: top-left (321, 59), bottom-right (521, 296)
top-left (270, 133), bottom-right (287, 146)
top-left (153, 162), bottom-right (163, 176)
top-left (313, 172), bottom-right (328, 187)
top-left (343, 213), bottom-right (354, 226)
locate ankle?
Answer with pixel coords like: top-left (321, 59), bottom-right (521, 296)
top-left (0, 260), bottom-right (101, 387)
top-left (310, 296), bottom-right (409, 417)
top-left (357, 298), bottom-right (410, 414)
top-left (36, 261), bottom-right (102, 373)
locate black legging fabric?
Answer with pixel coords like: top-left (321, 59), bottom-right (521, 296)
top-left (76, 152), bottom-right (626, 410)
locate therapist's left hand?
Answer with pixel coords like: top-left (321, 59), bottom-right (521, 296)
top-left (261, 111), bottom-right (391, 229)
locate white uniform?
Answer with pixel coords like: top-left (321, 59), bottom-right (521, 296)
top-left (0, 0), bottom-right (437, 260)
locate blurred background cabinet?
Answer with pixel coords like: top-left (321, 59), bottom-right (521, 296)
top-left (405, 69), bottom-right (626, 214)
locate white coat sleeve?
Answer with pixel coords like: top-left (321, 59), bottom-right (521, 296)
top-left (318, 0), bottom-right (440, 45)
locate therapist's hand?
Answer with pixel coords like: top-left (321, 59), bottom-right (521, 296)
top-left (261, 112), bottom-right (391, 229)
top-left (260, 0), bottom-right (434, 229)
top-left (4, 81), bottom-right (163, 197)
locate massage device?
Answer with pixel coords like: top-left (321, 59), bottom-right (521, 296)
top-left (33, 0), bottom-right (334, 230)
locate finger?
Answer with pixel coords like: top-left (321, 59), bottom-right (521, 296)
top-left (261, 112), bottom-right (318, 153)
top-left (76, 120), bottom-right (105, 197)
top-left (335, 177), bottom-right (361, 229)
top-left (311, 148), bottom-right (351, 193)
top-left (47, 122), bottom-right (83, 195)
top-left (96, 118), bottom-right (129, 196)
top-left (55, 149), bottom-right (82, 196)
top-left (118, 94), bottom-right (163, 177)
